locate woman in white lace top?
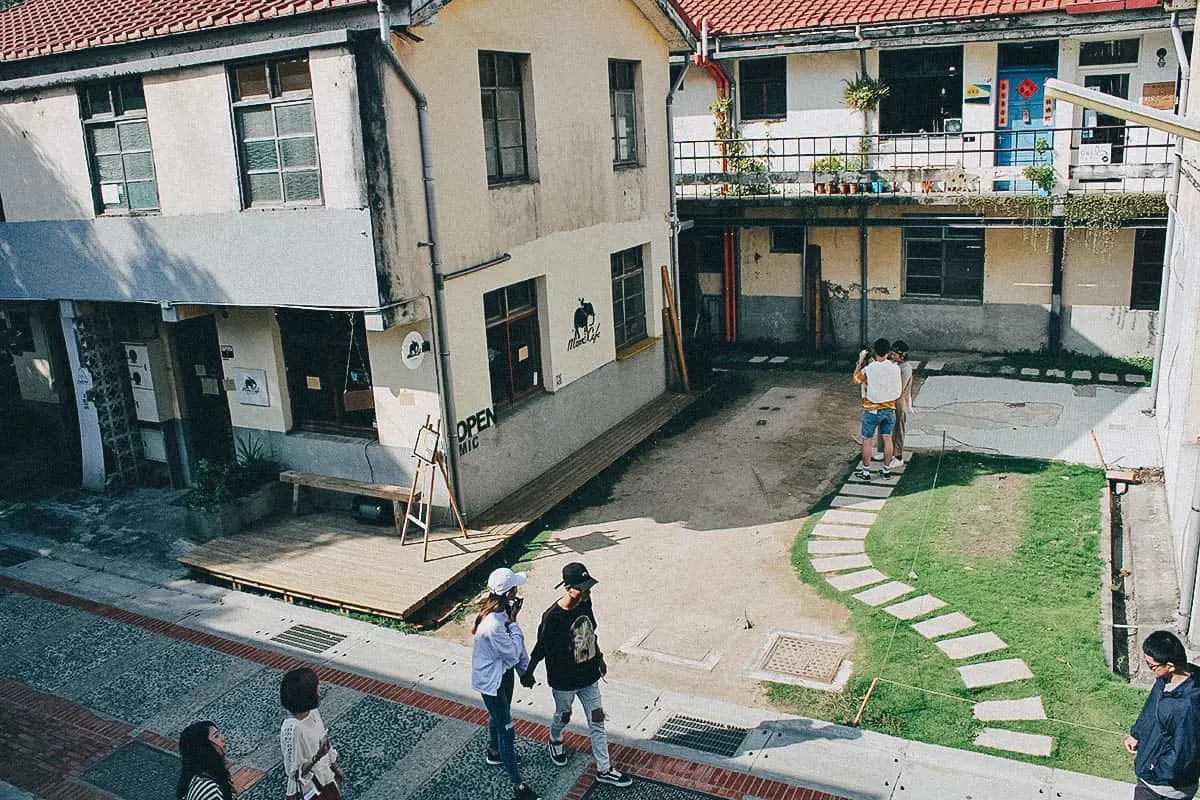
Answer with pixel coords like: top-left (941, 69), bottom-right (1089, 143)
top-left (279, 667), bottom-right (344, 800)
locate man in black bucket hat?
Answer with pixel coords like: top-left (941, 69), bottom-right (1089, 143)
top-left (522, 562), bottom-right (632, 788)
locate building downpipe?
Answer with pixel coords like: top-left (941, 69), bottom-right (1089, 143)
top-left (666, 61), bottom-right (689, 315)
top-left (377, 9), bottom-right (464, 514)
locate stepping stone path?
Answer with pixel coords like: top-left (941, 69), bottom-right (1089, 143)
top-left (1071, 369), bottom-right (1091, 381)
top-left (853, 581), bottom-right (914, 606)
top-left (807, 461), bottom-right (1055, 757)
top-left (808, 539), bottom-right (866, 555)
top-left (749, 356), bottom-right (769, 364)
top-left (884, 594), bottom-right (946, 620)
top-left (826, 568), bottom-right (887, 591)
top-left (958, 658), bottom-right (1034, 688)
top-left (1019, 368), bottom-right (1039, 377)
top-left (973, 696), bottom-right (1046, 721)
top-left (974, 728), bottom-right (1054, 757)
top-left (912, 612), bottom-right (975, 639)
top-left (830, 495), bottom-right (886, 511)
top-left (936, 632), bottom-right (1007, 659)
top-left (768, 356), bottom-right (789, 364)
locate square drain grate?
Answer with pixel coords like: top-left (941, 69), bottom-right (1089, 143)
top-left (652, 715), bottom-right (748, 757)
top-left (0, 547), bottom-right (37, 567)
top-left (83, 741), bottom-right (178, 799)
top-left (761, 634), bottom-right (847, 683)
top-left (271, 624), bottom-right (347, 654)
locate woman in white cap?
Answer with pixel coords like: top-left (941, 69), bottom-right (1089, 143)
top-left (471, 567), bottom-right (540, 800)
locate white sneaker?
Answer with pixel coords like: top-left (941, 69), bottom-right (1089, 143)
top-left (887, 457), bottom-right (904, 468)
top-left (871, 452), bottom-right (885, 461)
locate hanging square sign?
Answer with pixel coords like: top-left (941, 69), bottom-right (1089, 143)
top-left (1016, 78), bottom-right (1039, 100)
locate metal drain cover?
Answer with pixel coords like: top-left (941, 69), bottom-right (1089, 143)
top-left (0, 547), bottom-right (37, 567)
top-left (652, 715), bottom-right (748, 757)
top-left (761, 634), bottom-right (847, 683)
top-left (271, 624), bottom-right (347, 654)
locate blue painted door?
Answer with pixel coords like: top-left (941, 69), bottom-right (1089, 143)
top-left (995, 66), bottom-right (1056, 191)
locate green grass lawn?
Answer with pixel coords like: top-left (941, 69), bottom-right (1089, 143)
top-left (772, 452), bottom-right (1147, 780)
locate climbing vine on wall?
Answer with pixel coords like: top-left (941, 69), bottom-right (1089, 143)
top-left (1065, 192), bottom-right (1168, 253)
top-left (709, 95), bottom-right (773, 196)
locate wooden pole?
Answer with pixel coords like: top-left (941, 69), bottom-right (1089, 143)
top-left (660, 265), bottom-right (690, 392)
top-left (853, 676), bottom-right (880, 727)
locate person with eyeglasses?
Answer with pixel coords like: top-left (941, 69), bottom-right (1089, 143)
top-left (1127, 630), bottom-right (1200, 799)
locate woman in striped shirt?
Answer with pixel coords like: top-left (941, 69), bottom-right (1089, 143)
top-left (176, 720), bottom-right (235, 800)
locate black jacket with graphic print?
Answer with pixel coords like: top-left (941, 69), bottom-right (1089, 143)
top-left (527, 600), bottom-right (603, 691)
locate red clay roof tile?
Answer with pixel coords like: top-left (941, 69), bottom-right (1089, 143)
top-left (0, 0), bottom-right (373, 62)
top-left (677, 0), bottom-right (1158, 34)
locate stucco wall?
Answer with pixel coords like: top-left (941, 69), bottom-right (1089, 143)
top-left (214, 307), bottom-right (290, 433)
top-left (0, 87), bottom-right (94, 220)
top-left (390, 0), bottom-right (672, 277)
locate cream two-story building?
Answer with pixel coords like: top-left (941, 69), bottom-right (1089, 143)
top-left (0, 0), bottom-right (694, 516)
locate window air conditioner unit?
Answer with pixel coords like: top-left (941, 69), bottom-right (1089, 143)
top-left (944, 118), bottom-right (963, 134)
top-left (1078, 143), bottom-right (1111, 165)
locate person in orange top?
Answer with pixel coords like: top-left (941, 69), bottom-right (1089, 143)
top-left (852, 338), bottom-right (902, 481)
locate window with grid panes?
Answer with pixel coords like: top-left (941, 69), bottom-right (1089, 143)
top-left (479, 52), bottom-right (529, 183)
top-left (1131, 228), bottom-right (1166, 310)
top-left (231, 57), bottom-right (322, 206)
top-left (903, 221), bottom-right (984, 300)
top-left (484, 280), bottom-right (542, 409)
top-left (80, 79), bottom-right (159, 213)
top-left (611, 246), bottom-right (647, 350)
top-left (739, 58), bottom-right (786, 120)
top-left (610, 60), bottom-right (639, 165)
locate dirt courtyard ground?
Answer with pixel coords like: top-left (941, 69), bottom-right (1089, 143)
top-left (438, 369), bottom-right (865, 707)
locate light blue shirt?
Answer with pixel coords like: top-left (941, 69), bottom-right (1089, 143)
top-left (471, 611), bottom-right (530, 695)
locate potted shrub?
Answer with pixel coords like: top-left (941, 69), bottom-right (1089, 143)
top-left (812, 153), bottom-right (842, 194)
top-left (1021, 137), bottom-right (1056, 196)
top-left (178, 437), bottom-right (284, 540)
top-left (843, 74), bottom-right (890, 114)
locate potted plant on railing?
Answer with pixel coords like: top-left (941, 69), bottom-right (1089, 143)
top-left (813, 153), bottom-right (843, 194)
top-left (1021, 138), bottom-right (1056, 196)
top-left (843, 74), bottom-right (891, 115)
top-left (843, 73), bottom-right (889, 177)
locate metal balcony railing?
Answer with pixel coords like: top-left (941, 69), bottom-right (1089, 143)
top-left (673, 125), bottom-right (1173, 200)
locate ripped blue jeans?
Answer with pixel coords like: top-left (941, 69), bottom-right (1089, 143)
top-left (550, 682), bottom-right (611, 773)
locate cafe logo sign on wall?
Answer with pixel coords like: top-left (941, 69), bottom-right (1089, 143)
top-left (567, 298), bottom-right (600, 351)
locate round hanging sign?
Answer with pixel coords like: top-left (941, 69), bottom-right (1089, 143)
top-left (402, 330), bottom-right (426, 370)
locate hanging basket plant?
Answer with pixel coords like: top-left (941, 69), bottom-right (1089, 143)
top-left (843, 74), bottom-right (890, 112)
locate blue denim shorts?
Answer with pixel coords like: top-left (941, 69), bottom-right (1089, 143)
top-left (861, 408), bottom-right (896, 438)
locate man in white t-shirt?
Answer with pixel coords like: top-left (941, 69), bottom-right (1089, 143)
top-left (852, 338), bottom-right (902, 481)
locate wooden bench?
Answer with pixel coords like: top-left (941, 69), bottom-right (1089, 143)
top-left (279, 470), bottom-right (419, 537)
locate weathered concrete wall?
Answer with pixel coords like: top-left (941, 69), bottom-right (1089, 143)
top-left (0, 47), bottom-right (379, 307)
top-left (0, 211), bottom-right (379, 306)
top-left (5, 302), bottom-right (63, 404)
top-left (391, 0), bottom-right (672, 276)
top-left (456, 341), bottom-right (667, 515)
top-left (827, 297), bottom-right (1049, 353)
top-left (214, 308), bottom-right (291, 434)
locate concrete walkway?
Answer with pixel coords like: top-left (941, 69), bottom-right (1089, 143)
top-left (810, 464), bottom-right (1055, 759)
top-left (0, 547), bottom-right (1133, 799)
top-left (905, 376), bottom-right (1161, 468)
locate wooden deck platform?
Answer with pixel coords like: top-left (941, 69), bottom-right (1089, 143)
top-left (179, 391), bottom-right (694, 620)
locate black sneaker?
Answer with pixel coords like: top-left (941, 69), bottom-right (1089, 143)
top-left (853, 466), bottom-right (872, 481)
top-left (514, 783), bottom-right (541, 800)
top-left (547, 740), bottom-right (568, 766)
top-left (486, 747), bottom-right (501, 766)
top-left (596, 769), bottom-right (633, 787)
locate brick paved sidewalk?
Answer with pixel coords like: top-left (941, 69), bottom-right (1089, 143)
top-left (0, 576), bottom-right (842, 800)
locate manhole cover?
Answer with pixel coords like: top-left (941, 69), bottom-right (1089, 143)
top-left (83, 741), bottom-right (178, 800)
top-left (0, 547), bottom-right (37, 567)
top-left (652, 715), bottom-right (748, 757)
top-left (585, 776), bottom-right (722, 799)
top-left (271, 624), bottom-right (346, 654)
top-left (761, 634), bottom-right (847, 683)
